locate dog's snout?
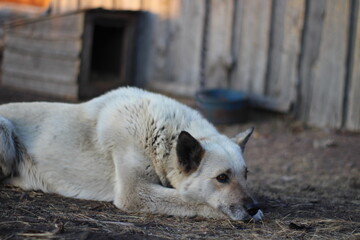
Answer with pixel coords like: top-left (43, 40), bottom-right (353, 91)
top-left (243, 198), bottom-right (260, 216)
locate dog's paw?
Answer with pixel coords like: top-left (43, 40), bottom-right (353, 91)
top-left (251, 209), bottom-right (264, 222)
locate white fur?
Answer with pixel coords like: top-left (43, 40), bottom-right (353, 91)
top-left (0, 87), bottom-right (263, 221)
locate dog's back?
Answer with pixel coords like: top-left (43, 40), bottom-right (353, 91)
top-left (0, 87), bottom-right (216, 199)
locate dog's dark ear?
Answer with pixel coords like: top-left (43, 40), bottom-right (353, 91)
top-left (233, 127), bottom-right (254, 152)
top-left (176, 131), bottom-right (204, 174)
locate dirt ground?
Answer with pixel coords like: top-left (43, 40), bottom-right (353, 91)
top-left (0, 87), bottom-right (359, 240)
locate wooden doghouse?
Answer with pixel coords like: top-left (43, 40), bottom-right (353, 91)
top-left (2, 9), bottom-right (152, 100)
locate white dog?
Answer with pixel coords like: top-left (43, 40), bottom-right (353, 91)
top-left (0, 87), bottom-right (263, 221)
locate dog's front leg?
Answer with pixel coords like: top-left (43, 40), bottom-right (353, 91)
top-left (115, 181), bottom-right (225, 218)
top-left (112, 148), bottom-right (225, 219)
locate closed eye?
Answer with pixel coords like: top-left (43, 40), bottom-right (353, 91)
top-left (245, 167), bottom-right (249, 180)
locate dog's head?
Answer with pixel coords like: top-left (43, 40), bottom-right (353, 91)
top-left (176, 127), bottom-right (263, 221)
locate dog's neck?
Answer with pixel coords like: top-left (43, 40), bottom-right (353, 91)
top-left (142, 123), bottom-right (178, 187)
top-left (144, 136), bottom-right (188, 188)
top-left (144, 132), bottom-right (208, 189)
top-left (164, 150), bottom-right (187, 189)
top-left (141, 129), bottom-right (188, 188)
top-left (142, 116), bottom-right (218, 189)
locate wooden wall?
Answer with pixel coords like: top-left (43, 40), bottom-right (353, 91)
top-left (2, 13), bottom-right (83, 98)
top-left (48, 0), bottom-right (360, 131)
top-left (298, 0), bottom-right (350, 129)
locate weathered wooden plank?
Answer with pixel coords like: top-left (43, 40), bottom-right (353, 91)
top-left (2, 71), bottom-right (78, 100)
top-left (2, 49), bottom-right (80, 83)
top-left (346, 1), bottom-right (360, 131)
top-left (167, 0), bottom-right (205, 91)
top-left (80, 0), bottom-right (113, 9)
top-left (266, 0), bottom-right (305, 112)
top-left (205, 0), bottom-right (234, 89)
top-left (100, 0), bottom-right (114, 9)
top-left (56, 0), bottom-right (79, 14)
top-left (4, 34), bottom-right (81, 59)
top-left (297, 0), bottom-right (326, 122)
top-left (140, 0), bottom-right (172, 93)
top-left (141, 0), bottom-right (170, 18)
top-left (6, 12), bottom-right (84, 39)
top-left (301, 0), bottom-right (350, 128)
top-left (50, 0), bottom-right (61, 14)
top-left (3, 66), bottom-right (77, 85)
top-left (147, 0), bottom-right (205, 95)
top-left (231, 0), bottom-right (272, 95)
top-left (113, 0), bottom-right (142, 10)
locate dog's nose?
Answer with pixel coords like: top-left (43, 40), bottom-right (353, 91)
top-left (245, 203), bottom-right (260, 216)
top-left (243, 198), bottom-right (260, 216)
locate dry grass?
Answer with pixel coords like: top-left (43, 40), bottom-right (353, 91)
top-left (1, 183), bottom-right (359, 240)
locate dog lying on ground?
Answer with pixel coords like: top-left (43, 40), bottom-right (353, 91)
top-left (0, 87), bottom-right (263, 221)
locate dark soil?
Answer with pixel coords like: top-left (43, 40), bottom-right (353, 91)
top-left (0, 87), bottom-right (359, 240)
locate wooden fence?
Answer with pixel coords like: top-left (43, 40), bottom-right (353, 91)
top-left (50, 0), bottom-right (360, 131)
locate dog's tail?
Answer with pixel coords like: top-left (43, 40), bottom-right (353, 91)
top-left (0, 117), bottom-right (20, 181)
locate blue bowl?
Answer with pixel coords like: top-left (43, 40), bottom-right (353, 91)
top-left (196, 89), bottom-right (249, 124)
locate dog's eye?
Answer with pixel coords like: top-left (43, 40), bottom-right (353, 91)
top-left (245, 168), bottom-right (248, 180)
top-left (216, 174), bottom-right (229, 183)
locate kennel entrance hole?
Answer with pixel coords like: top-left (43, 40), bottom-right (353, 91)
top-left (90, 23), bottom-right (125, 83)
top-left (79, 10), bottom-right (151, 100)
